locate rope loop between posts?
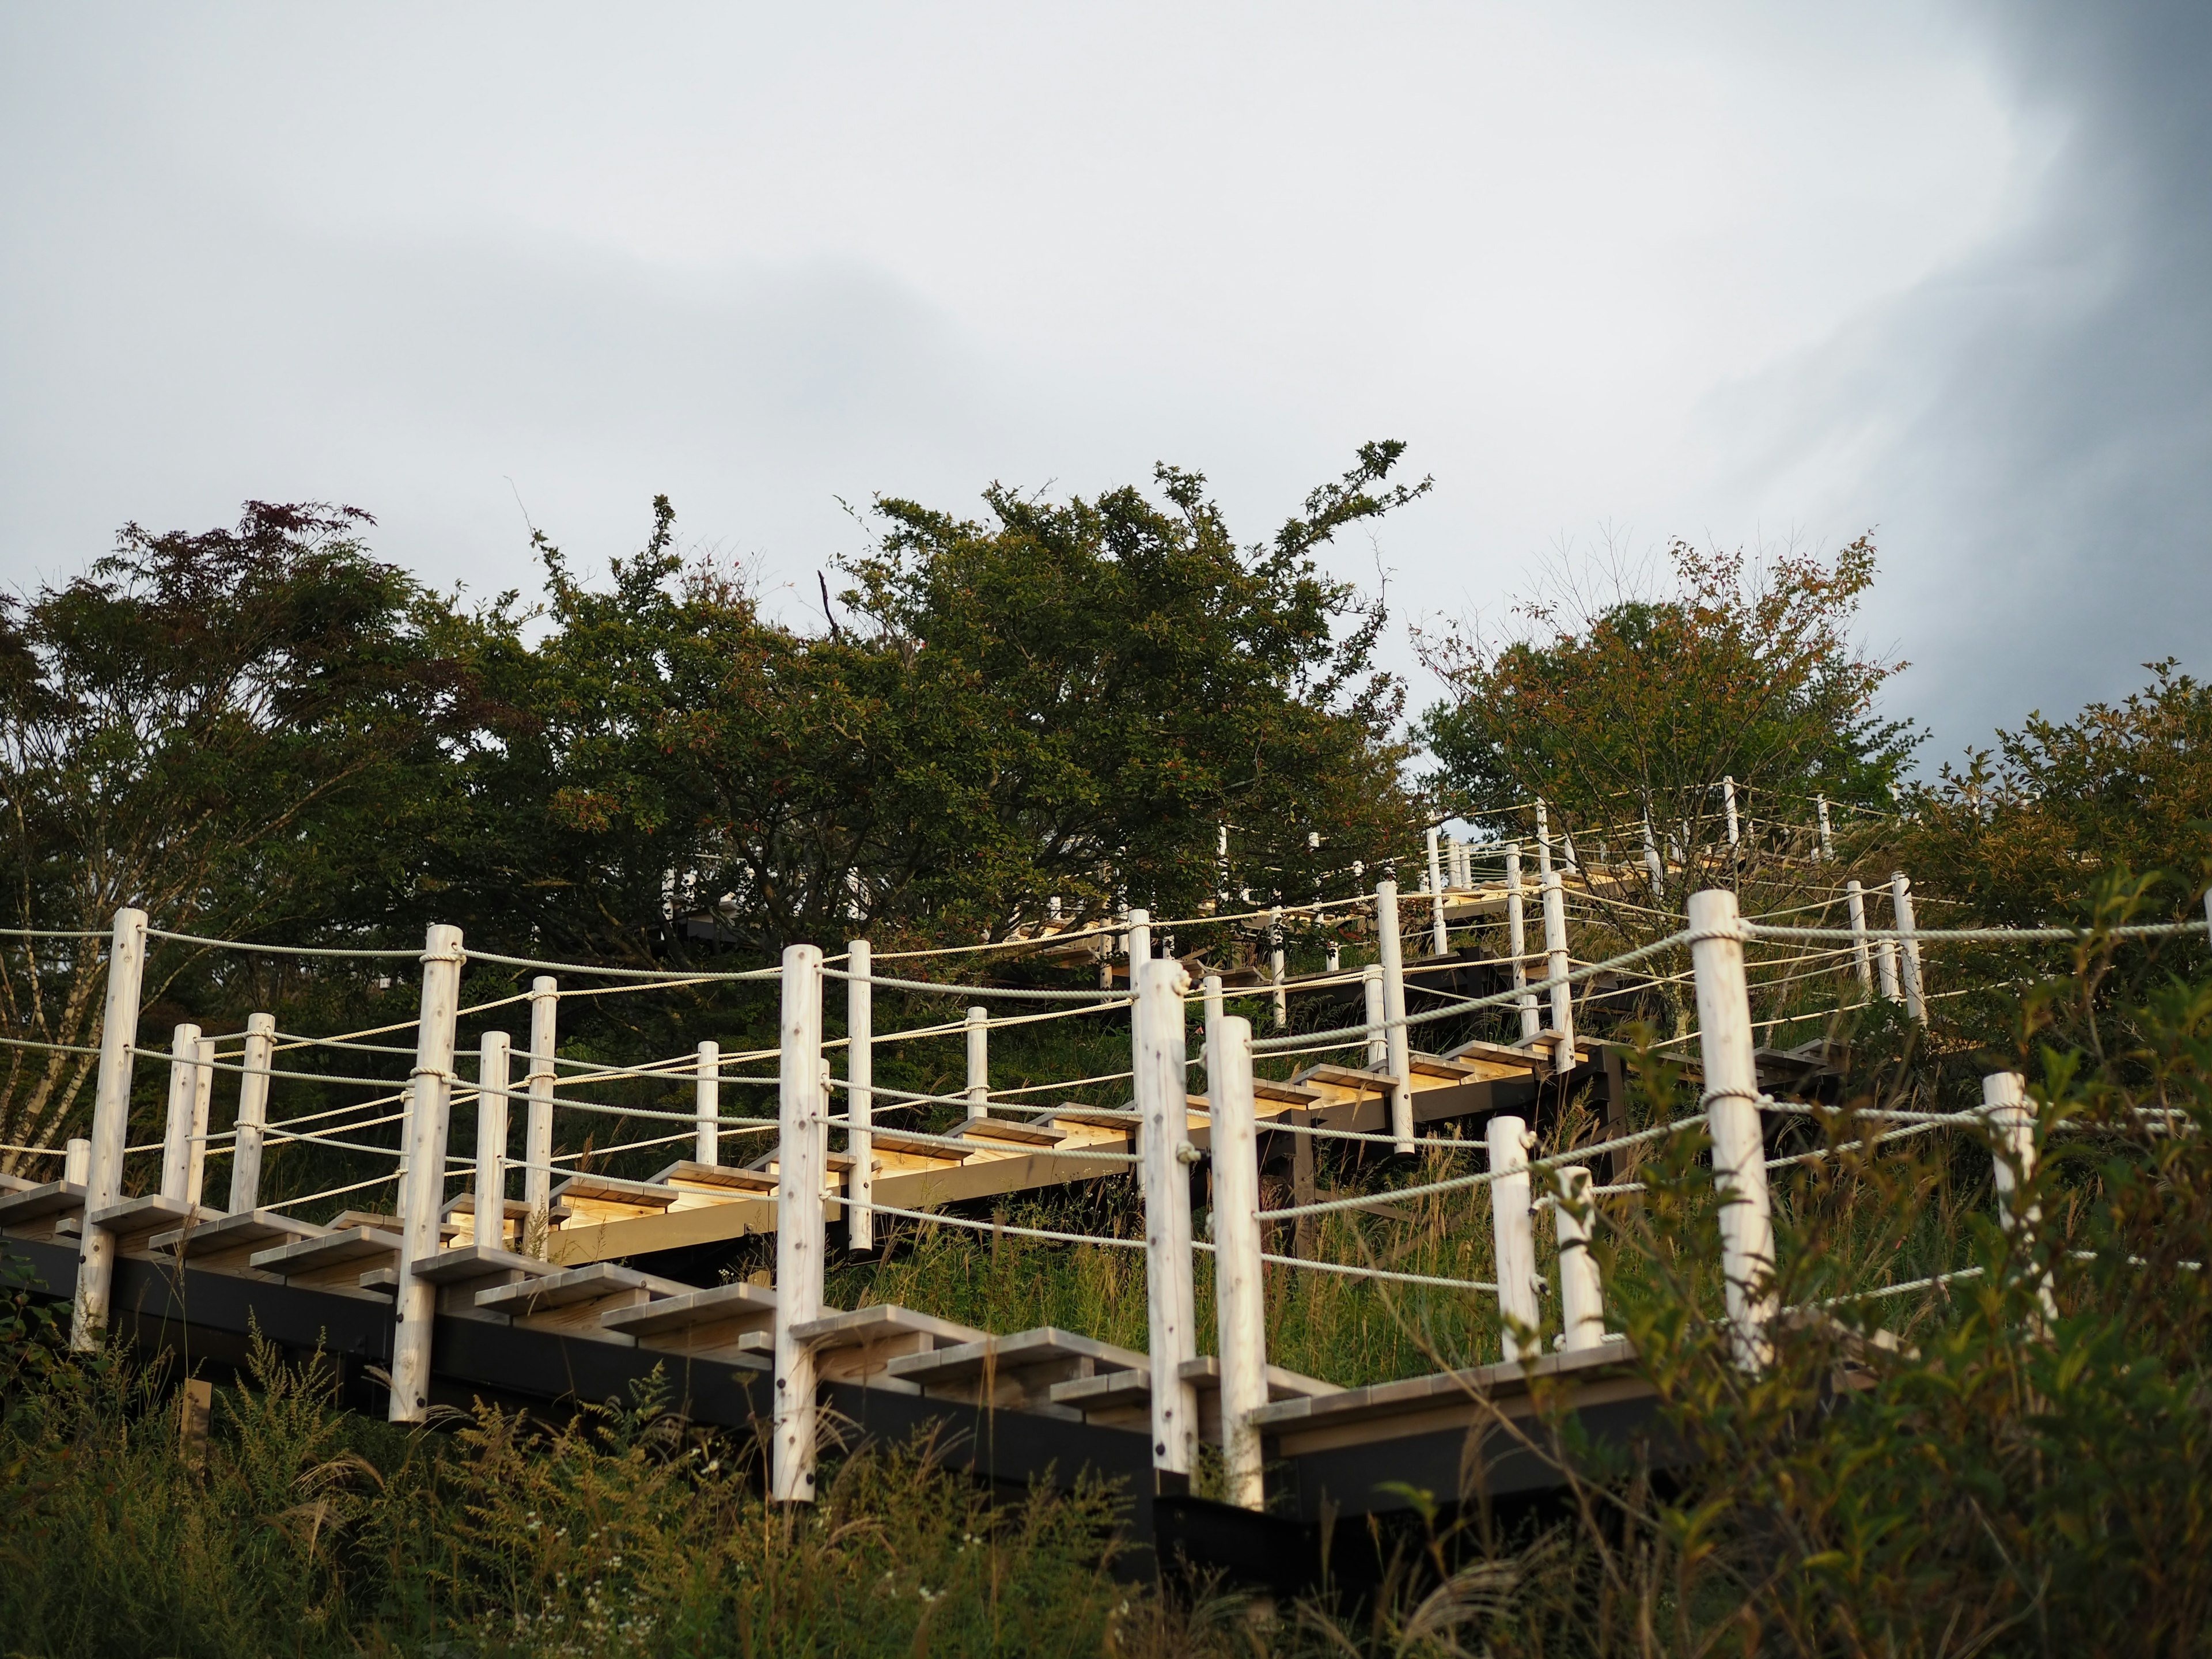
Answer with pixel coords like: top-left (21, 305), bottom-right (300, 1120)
top-left (822, 965), bottom-right (1128, 1002)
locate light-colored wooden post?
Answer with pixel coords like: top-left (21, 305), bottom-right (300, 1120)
top-left (389, 923), bottom-right (464, 1423)
top-left (847, 938), bottom-right (874, 1253)
top-left (1541, 858), bottom-right (1575, 1076)
top-left (1375, 878), bottom-right (1414, 1153)
top-left (694, 1040), bottom-right (721, 1166)
top-left (184, 1033), bottom-right (215, 1209)
top-left (1207, 1012), bottom-right (1267, 1510)
top-left (1891, 872), bottom-right (1926, 1023)
top-left (1506, 842), bottom-right (1541, 1044)
top-left (1425, 827), bottom-right (1448, 955)
top-left (1688, 888), bottom-right (1776, 1368)
top-left (1201, 971), bottom-right (1225, 1073)
top-left (474, 1031), bottom-right (510, 1249)
top-left (65, 1138), bottom-right (89, 1187)
top-left (1217, 823), bottom-right (1230, 908)
top-left (1267, 906), bottom-right (1287, 1031)
top-left (1816, 794), bottom-right (1835, 862)
top-left (1136, 957), bottom-right (1199, 1480)
top-left (1487, 1114), bottom-right (1539, 1361)
top-left (964, 1005), bottom-right (989, 1120)
top-left (1127, 906), bottom-right (1151, 983)
top-left (157, 1024), bottom-right (203, 1202)
top-left (393, 1079), bottom-right (413, 1225)
top-left (1642, 808), bottom-right (1665, 898)
top-left (522, 976), bottom-right (558, 1252)
top-left (1554, 1165), bottom-right (1605, 1351)
top-left (1983, 1071), bottom-right (2056, 1323)
top-left (1846, 880), bottom-right (1874, 1000)
top-left (1361, 963), bottom-right (1386, 1071)
top-left (74, 907), bottom-right (147, 1350)
top-left (772, 944), bottom-right (826, 1503)
top-left (1722, 775), bottom-right (1741, 855)
top-left (229, 1012), bottom-right (274, 1212)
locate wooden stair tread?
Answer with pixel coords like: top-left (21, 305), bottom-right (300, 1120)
top-left (646, 1159), bottom-right (779, 1193)
top-left (250, 1225), bottom-right (404, 1274)
top-left (0, 1180), bottom-right (87, 1225)
top-left (947, 1117), bottom-right (1066, 1147)
top-left (789, 1304), bottom-right (988, 1350)
top-left (150, 1209), bottom-right (325, 1257)
top-left (885, 1326), bottom-right (1147, 1386)
top-left (476, 1262), bottom-right (695, 1312)
top-left (601, 1279), bottom-right (779, 1337)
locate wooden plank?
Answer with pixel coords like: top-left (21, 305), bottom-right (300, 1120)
top-left (948, 1117), bottom-right (1066, 1147)
top-left (86, 1196), bottom-right (222, 1256)
top-left (544, 1146), bottom-right (1122, 1266)
top-left (150, 1209), bottom-right (326, 1279)
top-left (0, 1180), bottom-right (88, 1242)
top-left (1249, 1339), bottom-right (1642, 1457)
top-left (646, 1159), bottom-right (779, 1194)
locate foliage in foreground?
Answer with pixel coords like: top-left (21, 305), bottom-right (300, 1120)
top-left (6, 952), bottom-right (2212, 1655)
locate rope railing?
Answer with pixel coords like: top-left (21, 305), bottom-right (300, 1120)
top-left (28, 880), bottom-right (2205, 1503)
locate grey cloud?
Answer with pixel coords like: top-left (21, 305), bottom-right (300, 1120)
top-left (1720, 0), bottom-right (2212, 757)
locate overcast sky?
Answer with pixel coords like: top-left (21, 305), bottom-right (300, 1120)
top-left (3, 2), bottom-right (2205, 763)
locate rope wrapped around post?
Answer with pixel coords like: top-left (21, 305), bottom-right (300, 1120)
top-left (772, 944), bottom-right (826, 1503)
top-left (229, 1012), bottom-right (275, 1211)
top-left (474, 1031), bottom-right (511, 1249)
top-left (389, 923), bottom-right (464, 1423)
top-left (847, 938), bottom-right (874, 1254)
top-left (1207, 1012), bottom-right (1268, 1510)
top-left (1487, 1114), bottom-right (1539, 1361)
top-left (1136, 956), bottom-right (1199, 1481)
top-left (522, 976), bottom-right (558, 1255)
top-left (1374, 879), bottom-right (1414, 1153)
top-left (73, 906), bottom-right (148, 1350)
top-left (1688, 889), bottom-right (1777, 1369)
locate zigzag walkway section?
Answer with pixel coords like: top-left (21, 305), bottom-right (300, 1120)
top-left (0, 1225), bottom-right (1694, 1592)
top-left (0, 1034), bottom-right (1822, 1593)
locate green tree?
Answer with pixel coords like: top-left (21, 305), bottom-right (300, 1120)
top-left (0, 503), bottom-right (474, 1162)
top-left (1419, 535), bottom-right (1916, 889)
top-left (454, 446), bottom-right (1432, 964)
top-left (1898, 660), bottom-right (2212, 929)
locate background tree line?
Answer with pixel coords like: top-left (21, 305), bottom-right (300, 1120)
top-left (5, 446), bottom-right (2206, 1158)
top-left (0, 449), bottom-right (1430, 1154)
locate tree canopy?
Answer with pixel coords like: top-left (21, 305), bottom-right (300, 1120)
top-left (1417, 536), bottom-right (1918, 889)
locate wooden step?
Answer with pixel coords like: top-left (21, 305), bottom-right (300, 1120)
top-left (1291, 1063), bottom-right (1392, 1100)
top-left (85, 1195), bottom-right (224, 1259)
top-left (1442, 1036), bottom-right (1554, 1077)
top-left (551, 1172), bottom-right (682, 1218)
top-left (1040, 1105), bottom-right (1136, 1132)
top-left (149, 1209), bottom-right (327, 1278)
top-left (475, 1263), bottom-right (695, 1340)
top-left (884, 1326), bottom-right (1150, 1414)
top-left (406, 1244), bottom-right (564, 1319)
top-left (1248, 1339), bottom-right (1643, 1457)
top-left (600, 1280), bottom-right (780, 1363)
top-left (946, 1117), bottom-right (1066, 1149)
top-left (788, 1304), bottom-right (990, 1391)
top-left (854, 1130), bottom-right (974, 1163)
top-left (1050, 1358), bottom-right (1342, 1433)
top-left (646, 1159), bottom-right (780, 1195)
top-left (248, 1226), bottom-right (403, 1300)
top-left (0, 1180), bottom-right (87, 1243)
